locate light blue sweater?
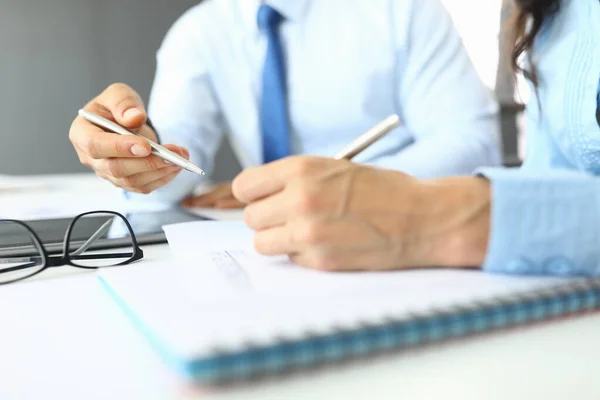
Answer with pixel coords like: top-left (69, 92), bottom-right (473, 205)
top-left (521, 0), bottom-right (600, 173)
top-left (480, 0), bottom-right (600, 277)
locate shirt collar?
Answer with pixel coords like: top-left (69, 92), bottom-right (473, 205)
top-left (241, 0), bottom-right (310, 29)
top-left (239, 0), bottom-right (310, 37)
top-left (266, 0), bottom-right (310, 21)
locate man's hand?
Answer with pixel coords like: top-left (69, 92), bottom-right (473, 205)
top-left (182, 183), bottom-right (245, 209)
top-left (69, 83), bottom-right (190, 194)
top-left (232, 156), bottom-right (491, 271)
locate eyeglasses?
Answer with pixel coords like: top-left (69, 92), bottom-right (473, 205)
top-left (0, 211), bottom-right (144, 285)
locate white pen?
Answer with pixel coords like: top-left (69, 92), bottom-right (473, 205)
top-left (333, 114), bottom-right (401, 160)
top-left (78, 109), bottom-right (206, 176)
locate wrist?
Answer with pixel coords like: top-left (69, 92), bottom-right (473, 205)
top-left (421, 177), bottom-right (491, 268)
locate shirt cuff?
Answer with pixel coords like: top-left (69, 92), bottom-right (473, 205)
top-left (475, 167), bottom-right (600, 277)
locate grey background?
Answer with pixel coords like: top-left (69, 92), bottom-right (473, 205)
top-left (0, 0), bottom-right (241, 180)
top-left (0, 0), bottom-right (519, 178)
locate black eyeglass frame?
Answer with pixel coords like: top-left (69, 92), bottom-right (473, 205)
top-left (0, 210), bottom-right (144, 285)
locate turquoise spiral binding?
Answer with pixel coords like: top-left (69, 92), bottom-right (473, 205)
top-left (183, 279), bottom-right (600, 382)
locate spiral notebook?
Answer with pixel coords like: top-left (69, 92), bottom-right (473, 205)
top-left (98, 222), bottom-right (600, 382)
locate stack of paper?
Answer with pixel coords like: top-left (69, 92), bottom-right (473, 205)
top-left (0, 175), bottom-right (53, 192)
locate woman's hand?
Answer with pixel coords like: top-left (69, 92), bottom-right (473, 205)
top-left (69, 83), bottom-right (189, 194)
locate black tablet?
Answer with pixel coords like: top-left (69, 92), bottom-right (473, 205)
top-left (0, 208), bottom-right (209, 257)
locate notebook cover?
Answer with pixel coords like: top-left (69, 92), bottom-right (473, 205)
top-left (98, 266), bottom-right (600, 383)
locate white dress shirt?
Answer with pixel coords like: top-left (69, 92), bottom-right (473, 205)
top-left (144, 0), bottom-right (500, 202)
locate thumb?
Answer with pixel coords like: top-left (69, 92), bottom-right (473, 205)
top-left (87, 83), bottom-right (147, 130)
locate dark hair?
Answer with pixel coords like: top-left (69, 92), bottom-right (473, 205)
top-left (510, 0), bottom-right (561, 86)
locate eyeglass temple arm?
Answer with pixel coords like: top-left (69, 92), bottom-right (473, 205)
top-left (0, 259), bottom-right (41, 274)
top-left (70, 219), bottom-right (113, 256)
top-left (0, 218), bottom-right (132, 275)
top-left (0, 251), bottom-right (136, 275)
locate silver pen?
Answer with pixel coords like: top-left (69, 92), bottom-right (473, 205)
top-left (78, 109), bottom-right (206, 176)
top-left (333, 114), bottom-right (401, 160)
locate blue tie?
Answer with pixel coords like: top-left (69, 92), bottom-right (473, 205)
top-left (257, 5), bottom-right (290, 163)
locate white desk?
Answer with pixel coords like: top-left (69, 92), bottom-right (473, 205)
top-left (1, 174), bottom-right (599, 400)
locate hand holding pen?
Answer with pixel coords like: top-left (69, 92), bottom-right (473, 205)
top-left (231, 115), bottom-right (416, 270)
top-left (69, 83), bottom-right (197, 194)
top-left (70, 82), bottom-right (399, 199)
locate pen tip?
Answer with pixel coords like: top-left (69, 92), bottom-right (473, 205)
top-left (186, 164), bottom-right (207, 176)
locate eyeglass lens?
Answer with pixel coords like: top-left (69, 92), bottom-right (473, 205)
top-left (67, 212), bottom-right (135, 268)
top-left (0, 221), bottom-right (45, 284)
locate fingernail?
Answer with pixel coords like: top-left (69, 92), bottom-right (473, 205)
top-left (123, 108), bottom-right (143, 120)
top-left (131, 144), bottom-right (150, 157)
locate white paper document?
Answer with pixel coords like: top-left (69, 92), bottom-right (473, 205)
top-left (162, 221), bottom-right (567, 299)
